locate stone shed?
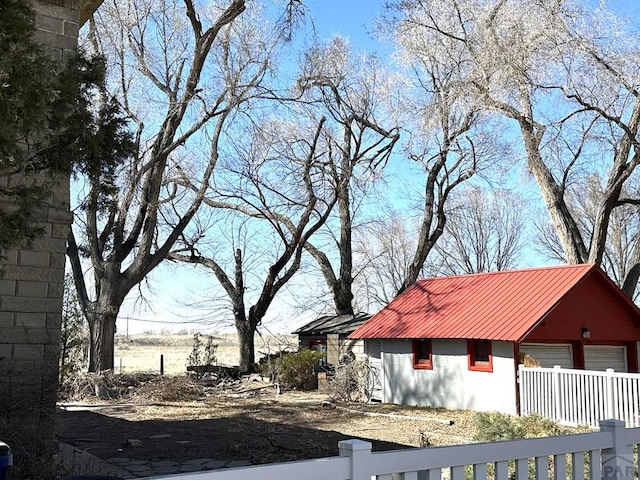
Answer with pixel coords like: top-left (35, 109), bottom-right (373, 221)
top-left (293, 312), bottom-right (371, 366)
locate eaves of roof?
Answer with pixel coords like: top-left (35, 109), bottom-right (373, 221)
top-left (294, 312), bottom-right (371, 335)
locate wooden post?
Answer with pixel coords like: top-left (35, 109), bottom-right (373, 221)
top-left (160, 354), bottom-right (164, 376)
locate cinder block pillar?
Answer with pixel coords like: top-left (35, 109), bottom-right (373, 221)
top-left (327, 333), bottom-right (340, 365)
top-left (0, 0), bottom-right (79, 471)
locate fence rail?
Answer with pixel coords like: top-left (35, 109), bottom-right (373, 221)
top-left (154, 420), bottom-right (640, 480)
top-left (519, 365), bottom-right (640, 428)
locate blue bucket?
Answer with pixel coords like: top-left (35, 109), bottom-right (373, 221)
top-left (0, 441), bottom-right (12, 480)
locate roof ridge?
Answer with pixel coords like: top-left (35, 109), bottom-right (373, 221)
top-left (417, 263), bottom-right (595, 282)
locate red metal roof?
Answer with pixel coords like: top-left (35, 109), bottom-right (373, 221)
top-left (350, 264), bottom-right (620, 342)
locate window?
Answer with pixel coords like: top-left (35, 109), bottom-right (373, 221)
top-left (468, 339), bottom-right (493, 372)
top-left (309, 340), bottom-right (327, 366)
top-left (412, 339), bottom-right (433, 370)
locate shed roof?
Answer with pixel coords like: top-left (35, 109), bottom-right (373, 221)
top-left (350, 264), bottom-right (639, 342)
top-left (294, 312), bottom-right (371, 335)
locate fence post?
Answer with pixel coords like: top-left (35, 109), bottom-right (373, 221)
top-left (600, 419), bottom-right (633, 480)
top-left (339, 439), bottom-right (372, 480)
top-left (605, 369), bottom-right (615, 419)
top-left (517, 365), bottom-right (525, 414)
top-left (553, 365), bottom-right (562, 422)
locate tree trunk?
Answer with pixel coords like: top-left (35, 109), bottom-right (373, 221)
top-left (622, 238), bottom-right (640, 298)
top-left (519, 119), bottom-right (588, 264)
top-left (87, 308), bottom-right (117, 372)
top-left (236, 312), bottom-right (258, 372)
top-left (333, 147), bottom-right (354, 316)
top-left (334, 278), bottom-right (354, 316)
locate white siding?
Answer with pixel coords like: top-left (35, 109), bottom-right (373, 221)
top-left (340, 337), bottom-right (365, 361)
top-left (365, 340), bottom-right (383, 401)
top-left (381, 339), bottom-right (517, 414)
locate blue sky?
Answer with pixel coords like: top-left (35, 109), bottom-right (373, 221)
top-left (304, 0), bottom-right (385, 49)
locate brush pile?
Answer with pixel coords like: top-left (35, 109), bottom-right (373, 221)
top-left (58, 371), bottom-right (275, 403)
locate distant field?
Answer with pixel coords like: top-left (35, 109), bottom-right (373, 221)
top-left (113, 332), bottom-right (298, 374)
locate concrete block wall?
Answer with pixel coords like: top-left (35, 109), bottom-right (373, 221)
top-left (0, 0), bottom-right (78, 454)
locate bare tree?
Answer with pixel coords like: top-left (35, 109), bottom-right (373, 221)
top-left (66, 0), bottom-right (290, 371)
top-left (352, 212), bottom-right (424, 309)
top-left (168, 115), bottom-right (336, 371)
top-left (537, 175), bottom-right (640, 299)
top-left (353, 187), bottom-right (526, 309)
top-left (387, 0), bottom-right (640, 295)
top-left (432, 187), bottom-right (527, 275)
top-left (295, 37), bottom-right (400, 315)
top-left (380, 17), bottom-right (509, 294)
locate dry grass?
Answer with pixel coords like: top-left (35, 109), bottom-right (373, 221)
top-left (113, 332), bottom-right (297, 374)
top-left (58, 373), bottom-right (581, 468)
top-left (57, 379), bottom-right (481, 466)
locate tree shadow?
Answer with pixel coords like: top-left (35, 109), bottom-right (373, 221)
top-left (56, 401), bottom-right (411, 466)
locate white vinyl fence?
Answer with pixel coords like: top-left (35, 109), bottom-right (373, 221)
top-left (519, 365), bottom-right (640, 428)
top-left (154, 420), bottom-right (639, 480)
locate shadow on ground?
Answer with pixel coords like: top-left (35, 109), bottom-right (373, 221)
top-left (56, 401), bottom-right (410, 466)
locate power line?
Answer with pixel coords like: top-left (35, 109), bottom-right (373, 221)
top-left (119, 316), bottom-right (210, 325)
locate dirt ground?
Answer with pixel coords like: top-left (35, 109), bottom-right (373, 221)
top-left (56, 387), bottom-right (477, 466)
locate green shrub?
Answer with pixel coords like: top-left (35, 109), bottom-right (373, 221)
top-left (59, 274), bottom-right (89, 382)
top-left (518, 413), bottom-right (567, 437)
top-left (187, 333), bottom-right (218, 378)
top-left (473, 412), bottom-right (584, 480)
top-left (275, 349), bottom-right (325, 390)
top-left (473, 411), bottom-right (568, 442)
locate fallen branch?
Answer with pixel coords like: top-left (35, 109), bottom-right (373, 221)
top-left (335, 406), bottom-right (454, 425)
top-left (231, 385), bottom-right (274, 395)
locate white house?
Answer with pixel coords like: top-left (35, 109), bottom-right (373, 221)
top-left (349, 264), bottom-right (640, 414)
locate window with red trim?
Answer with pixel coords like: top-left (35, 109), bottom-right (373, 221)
top-left (468, 339), bottom-right (493, 372)
top-left (412, 339), bottom-right (433, 370)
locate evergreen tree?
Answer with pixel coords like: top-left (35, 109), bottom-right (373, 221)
top-left (0, 0), bottom-right (134, 251)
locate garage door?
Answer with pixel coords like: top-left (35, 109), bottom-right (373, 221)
top-left (520, 343), bottom-right (573, 368)
top-left (584, 345), bottom-right (627, 372)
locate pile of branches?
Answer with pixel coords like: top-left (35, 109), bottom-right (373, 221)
top-left (58, 371), bottom-right (205, 403)
top-left (329, 360), bottom-right (378, 403)
top-left (201, 373), bottom-right (274, 398)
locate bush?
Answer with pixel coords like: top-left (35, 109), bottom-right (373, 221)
top-left (256, 349), bottom-right (289, 381)
top-left (187, 333), bottom-right (218, 378)
top-left (473, 411), bottom-right (568, 442)
top-left (59, 274), bottom-right (89, 381)
top-left (273, 349), bottom-right (325, 390)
